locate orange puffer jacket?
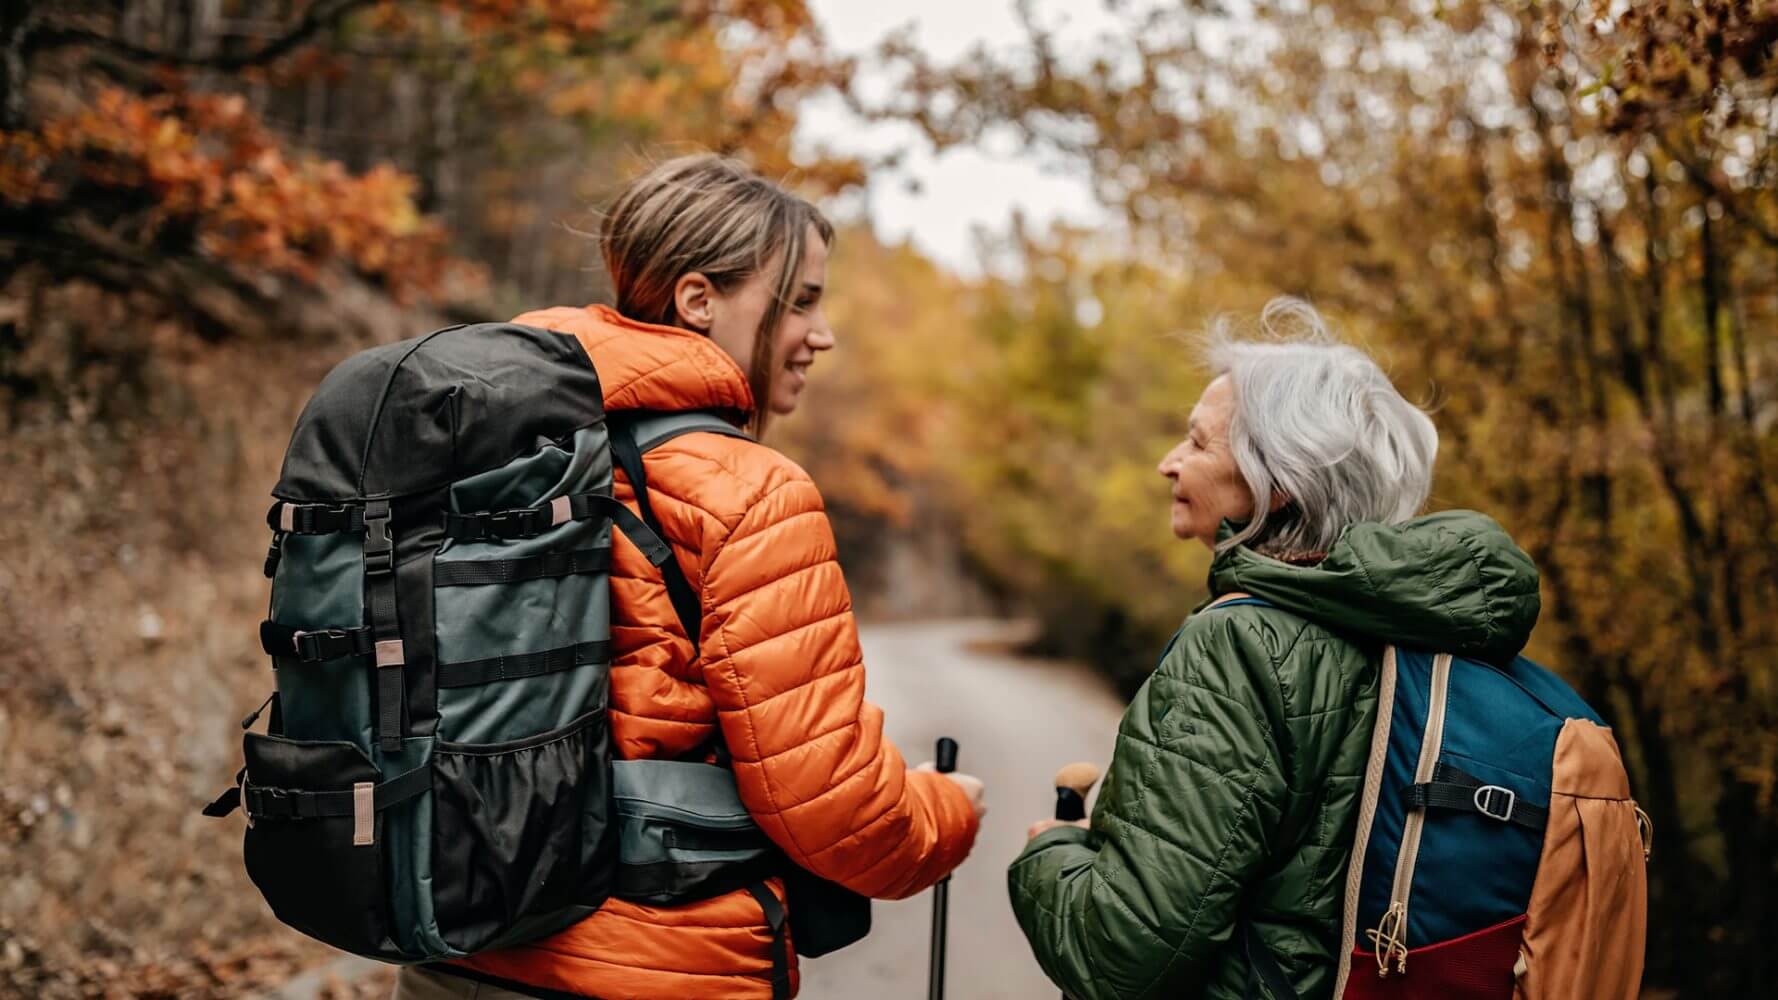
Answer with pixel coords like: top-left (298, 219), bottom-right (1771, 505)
top-left (452, 305), bottom-right (981, 999)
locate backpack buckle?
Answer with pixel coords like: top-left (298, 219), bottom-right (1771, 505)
top-left (487, 508), bottom-right (547, 538)
top-left (288, 622), bottom-right (360, 661)
top-left (1474, 784), bottom-right (1516, 822)
top-left (290, 628), bottom-right (348, 660)
top-left (245, 784), bottom-right (292, 821)
top-left (363, 506), bottom-right (394, 574)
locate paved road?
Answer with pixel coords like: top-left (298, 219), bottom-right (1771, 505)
top-left (268, 619), bottom-right (1131, 1000)
top-left (797, 620), bottom-right (1128, 1000)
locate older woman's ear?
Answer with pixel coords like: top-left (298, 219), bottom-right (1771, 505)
top-left (1269, 491), bottom-right (1291, 514)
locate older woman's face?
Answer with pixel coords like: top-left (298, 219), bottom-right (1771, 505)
top-left (1157, 375), bottom-right (1257, 548)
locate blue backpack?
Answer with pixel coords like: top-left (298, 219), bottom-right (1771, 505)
top-left (1212, 596), bottom-right (1650, 1000)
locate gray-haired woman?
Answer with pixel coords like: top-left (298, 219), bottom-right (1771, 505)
top-left (1009, 299), bottom-right (1542, 999)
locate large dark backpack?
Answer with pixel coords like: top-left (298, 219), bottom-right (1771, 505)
top-left (201, 323), bottom-right (857, 976)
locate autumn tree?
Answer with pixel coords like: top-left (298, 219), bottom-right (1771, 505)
top-left (0, 1), bottom-right (856, 342)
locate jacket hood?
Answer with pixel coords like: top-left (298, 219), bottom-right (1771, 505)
top-left (1208, 510), bottom-right (1541, 664)
top-left (512, 303), bottom-right (755, 417)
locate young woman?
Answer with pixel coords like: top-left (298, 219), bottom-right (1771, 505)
top-left (396, 154), bottom-right (985, 999)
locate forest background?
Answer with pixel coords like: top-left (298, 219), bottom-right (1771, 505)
top-left (1, 1), bottom-right (1773, 997)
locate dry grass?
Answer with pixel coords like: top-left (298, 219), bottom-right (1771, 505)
top-left (0, 279), bottom-right (426, 998)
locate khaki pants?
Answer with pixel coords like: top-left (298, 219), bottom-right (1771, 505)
top-left (393, 966), bottom-right (541, 1000)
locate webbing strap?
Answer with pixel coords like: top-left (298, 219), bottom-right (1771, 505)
top-left (745, 881), bottom-right (792, 1000)
top-left (432, 545), bottom-right (612, 587)
top-left (435, 639), bottom-right (613, 689)
top-left (267, 501), bottom-right (365, 535)
top-left (1404, 763), bottom-right (1548, 831)
top-left (581, 493), bottom-right (675, 568)
top-left (240, 761), bottom-right (432, 821)
top-left (363, 500), bottom-right (404, 754)
top-left (202, 769), bottom-right (246, 818)
top-left (440, 492), bottom-right (675, 565)
top-left (441, 504), bottom-right (556, 541)
top-left (608, 415), bottom-right (703, 653)
top-left (259, 620), bottom-right (374, 662)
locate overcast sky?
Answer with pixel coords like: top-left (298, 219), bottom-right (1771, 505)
top-left (795, 1), bottom-right (1119, 276)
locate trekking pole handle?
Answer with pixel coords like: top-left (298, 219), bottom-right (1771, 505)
top-left (929, 737), bottom-right (959, 1000)
top-left (936, 737), bottom-right (959, 774)
top-left (1051, 762), bottom-right (1100, 1000)
top-left (1053, 762), bottom-right (1100, 823)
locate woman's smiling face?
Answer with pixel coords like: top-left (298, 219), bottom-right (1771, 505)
top-left (1156, 375), bottom-right (1257, 549)
top-left (701, 223), bottom-right (834, 416)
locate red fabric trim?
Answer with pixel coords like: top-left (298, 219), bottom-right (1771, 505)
top-left (1343, 913), bottom-right (1526, 1000)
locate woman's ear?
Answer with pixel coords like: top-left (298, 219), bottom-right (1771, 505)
top-left (1269, 490), bottom-right (1292, 514)
top-left (673, 272), bottom-right (716, 332)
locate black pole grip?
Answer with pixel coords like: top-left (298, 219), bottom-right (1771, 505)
top-left (1055, 787), bottom-right (1087, 822)
top-left (936, 737), bottom-right (958, 774)
top-left (928, 735), bottom-right (959, 1000)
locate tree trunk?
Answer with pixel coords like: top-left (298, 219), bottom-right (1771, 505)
top-left (0, 3), bottom-right (32, 130)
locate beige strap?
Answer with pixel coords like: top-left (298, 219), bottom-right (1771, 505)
top-left (352, 782), bottom-right (375, 846)
top-left (375, 639), bottom-right (405, 668)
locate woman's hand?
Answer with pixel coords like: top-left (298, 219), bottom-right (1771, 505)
top-left (914, 760), bottom-right (988, 821)
top-left (1025, 818), bottom-right (1089, 841)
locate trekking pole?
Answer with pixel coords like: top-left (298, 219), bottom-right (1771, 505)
top-left (927, 737), bottom-right (959, 1000)
top-left (1052, 763), bottom-right (1101, 1000)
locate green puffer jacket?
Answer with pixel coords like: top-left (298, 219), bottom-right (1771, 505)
top-left (1008, 511), bottom-right (1541, 1000)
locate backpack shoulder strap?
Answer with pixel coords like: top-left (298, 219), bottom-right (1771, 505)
top-left (606, 411), bottom-right (752, 655)
top-left (627, 410), bottom-right (751, 453)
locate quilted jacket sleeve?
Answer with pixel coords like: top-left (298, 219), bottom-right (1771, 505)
top-left (697, 461), bottom-right (980, 900)
top-left (1006, 612), bottom-right (1291, 1000)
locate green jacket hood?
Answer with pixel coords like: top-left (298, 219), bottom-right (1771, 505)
top-left (1208, 509), bottom-right (1541, 664)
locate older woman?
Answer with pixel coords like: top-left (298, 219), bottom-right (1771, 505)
top-left (1008, 299), bottom-right (1541, 999)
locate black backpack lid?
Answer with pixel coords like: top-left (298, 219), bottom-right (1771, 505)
top-left (273, 323), bottom-right (604, 502)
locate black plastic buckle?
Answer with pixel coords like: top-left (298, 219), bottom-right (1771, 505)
top-left (292, 628), bottom-right (351, 661)
top-left (249, 785), bottom-right (292, 820)
top-left (487, 508), bottom-right (546, 539)
top-left (363, 508), bottom-right (394, 575)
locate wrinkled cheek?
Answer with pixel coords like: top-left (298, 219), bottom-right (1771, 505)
top-left (1224, 485), bottom-right (1258, 522)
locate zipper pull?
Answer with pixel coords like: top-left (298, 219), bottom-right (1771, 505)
top-left (241, 692), bottom-right (276, 730)
top-left (1366, 901), bottom-right (1409, 977)
top-left (263, 531), bottom-right (287, 578)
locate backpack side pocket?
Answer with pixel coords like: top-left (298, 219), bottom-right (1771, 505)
top-left (1514, 720), bottom-right (1648, 1000)
top-left (612, 759), bottom-right (776, 905)
top-left (241, 733), bottom-right (391, 954)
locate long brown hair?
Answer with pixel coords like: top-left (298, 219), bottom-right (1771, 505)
top-left (601, 154), bottom-right (834, 435)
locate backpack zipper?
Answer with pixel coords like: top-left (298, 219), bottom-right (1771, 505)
top-left (1333, 645), bottom-right (1399, 996)
top-left (1366, 652), bottom-right (1454, 978)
